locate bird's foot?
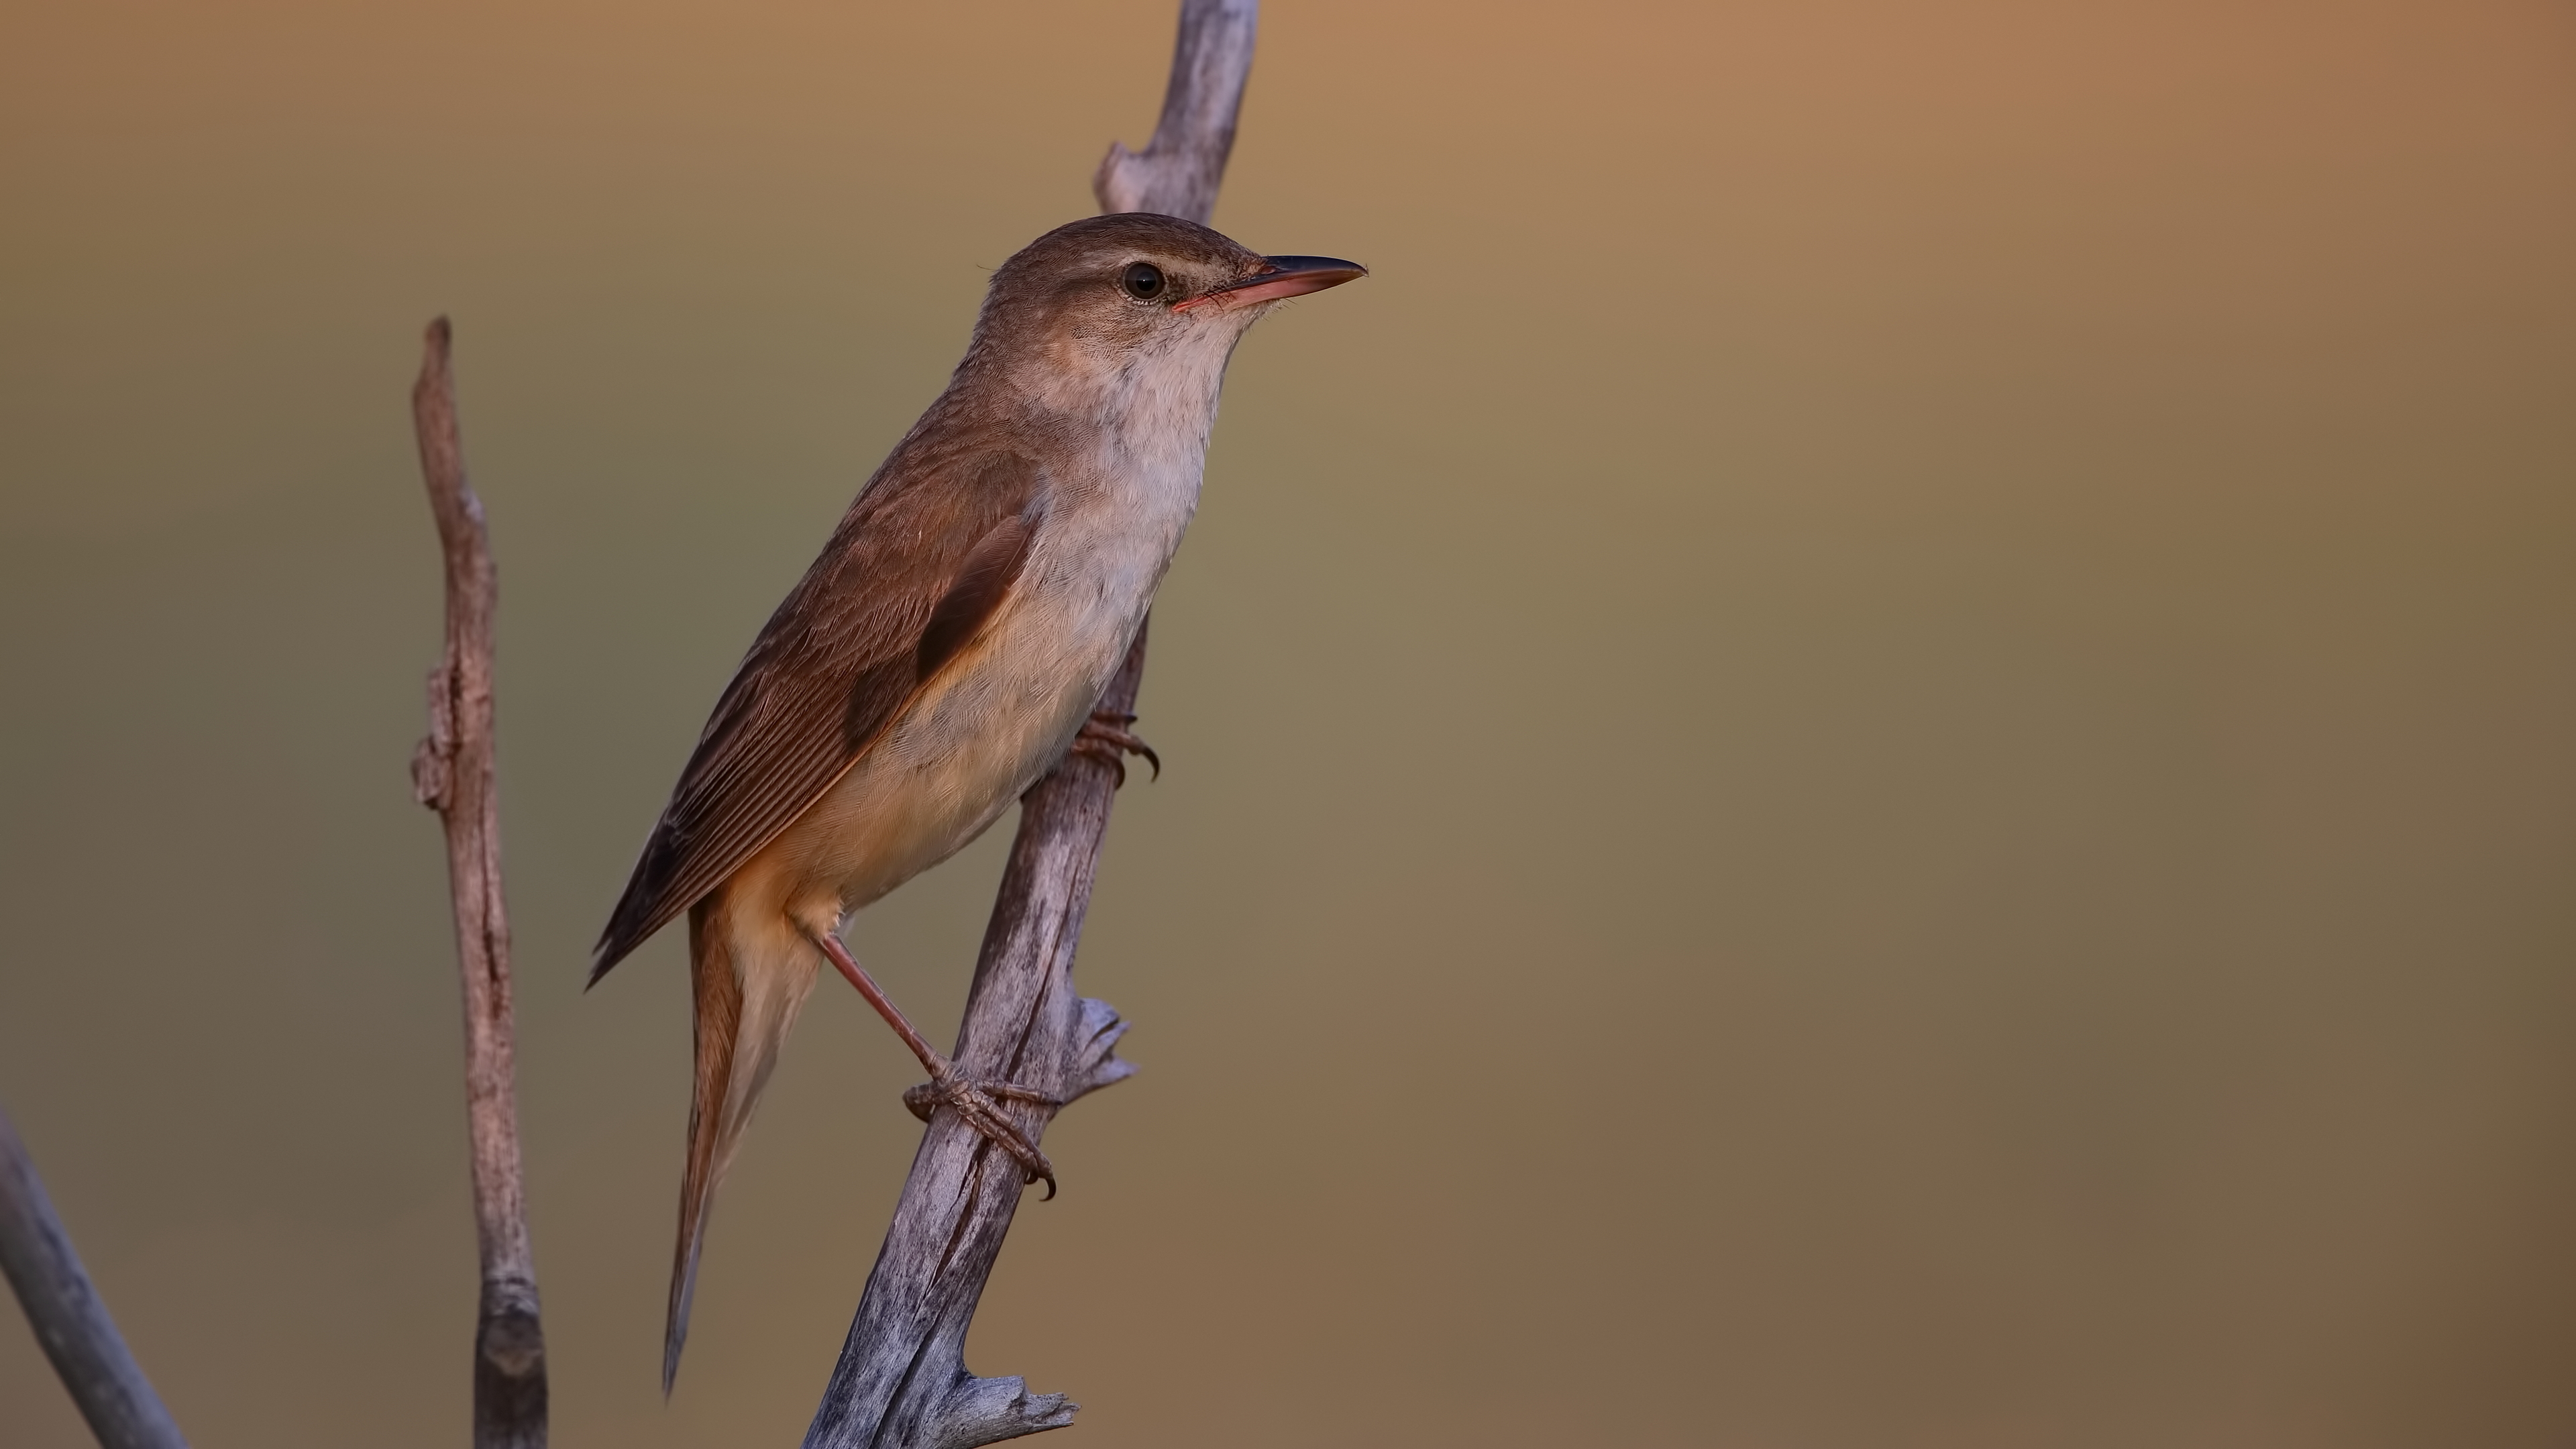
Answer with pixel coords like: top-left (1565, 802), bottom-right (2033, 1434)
top-left (1069, 710), bottom-right (1159, 786)
top-left (902, 1059), bottom-right (1064, 1197)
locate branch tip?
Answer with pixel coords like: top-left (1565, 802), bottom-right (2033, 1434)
top-left (409, 317), bottom-right (547, 1448)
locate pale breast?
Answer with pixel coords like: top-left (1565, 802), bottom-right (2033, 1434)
top-left (745, 313), bottom-right (1232, 934)
top-left (753, 442), bottom-right (1204, 930)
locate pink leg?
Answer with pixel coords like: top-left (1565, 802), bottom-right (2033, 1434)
top-left (808, 928), bottom-right (1061, 1196)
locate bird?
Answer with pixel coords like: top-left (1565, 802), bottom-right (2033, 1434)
top-left (587, 212), bottom-right (1364, 1391)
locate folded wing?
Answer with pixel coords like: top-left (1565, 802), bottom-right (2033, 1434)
top-left (592, 447), bottom-right (1044, 980)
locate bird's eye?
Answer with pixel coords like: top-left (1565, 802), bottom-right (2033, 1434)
top-left (1121, 262), bottom-right (1167, 301)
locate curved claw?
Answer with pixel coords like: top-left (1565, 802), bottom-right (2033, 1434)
top-left (1071, 711), bottom-right (1161, 786)
top-left (904, 1067), bottom-right (1061, 1195)
top-left (902, 1082), bottom-right (940, 1123)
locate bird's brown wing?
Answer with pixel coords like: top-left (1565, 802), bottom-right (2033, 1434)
top-left (590, 448), bottom-right (1045, 981)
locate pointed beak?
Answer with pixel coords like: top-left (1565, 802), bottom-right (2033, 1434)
top-left (1174, 255), bottom-right (1368, 313)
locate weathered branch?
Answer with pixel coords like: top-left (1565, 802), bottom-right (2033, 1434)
top-left (1095, 0), bottom-right (1256, 225)
top-left (0, 1108), bottom-right (189, 1449)
top-left (410, 318), bottom-right (549, 1449)
top-left (802, 5), bottom-right (1257, 1445)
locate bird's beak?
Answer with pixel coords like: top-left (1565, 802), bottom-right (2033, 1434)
top-left (1174, 255), bottom-right (1368, 313)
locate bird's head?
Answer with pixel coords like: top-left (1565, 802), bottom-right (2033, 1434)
top-left (963, 213), bottom-right (1365, 417)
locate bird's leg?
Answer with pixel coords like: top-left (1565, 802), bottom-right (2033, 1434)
top-left (1069, 708), bottom-right (1160, 786)
top-left (806, 928), bottom-right (1062, 1197)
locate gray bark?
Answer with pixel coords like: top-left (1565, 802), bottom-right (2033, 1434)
top-left (801, 4), bottom-right (1258, 1444)
top-left (1094, 0), bottom-right (1257, 225)
top-left (0, 1109), bottom-right (190, 1449)
top-left (410, 319), bottom-right (549, 1449)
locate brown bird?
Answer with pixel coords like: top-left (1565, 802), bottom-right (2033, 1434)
top-left (589, 213), bottom-right (1364, 1389)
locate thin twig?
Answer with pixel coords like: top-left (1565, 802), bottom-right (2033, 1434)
top-left (800, 4), bottom-right (1256, 1446)
top-left (411, 318), bottom-right (549, 1449)
top-left (0, 1108), bottom-right (190, 1449)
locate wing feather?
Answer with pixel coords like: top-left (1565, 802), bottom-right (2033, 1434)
top-left (590, 446), bottom-right (1046, 981)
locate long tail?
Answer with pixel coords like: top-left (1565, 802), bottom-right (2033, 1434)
top-left (663, 897), bottom-right (816, 1394)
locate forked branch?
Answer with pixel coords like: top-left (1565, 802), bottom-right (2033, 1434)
top-left (800, 4), bottom-right (1258, 1446)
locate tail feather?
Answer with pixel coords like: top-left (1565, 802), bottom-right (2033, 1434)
top-left (663, 897), bottom-right (816, 1394)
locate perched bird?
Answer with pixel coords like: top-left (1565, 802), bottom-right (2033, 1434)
top-left (589, 213), bottom-right (1364, 1389)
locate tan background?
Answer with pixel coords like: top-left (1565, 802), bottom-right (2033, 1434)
top-left (5, 1), bottom-right (2573, 1444)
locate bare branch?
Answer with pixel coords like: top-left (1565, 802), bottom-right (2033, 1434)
top-left (0, 1108), bottom-right (190, 1449)
top-left (1094, 0), bottom-right (1257, 225)
top-left (803, 3), bottom-right (1256, 1444)
top-left (411, 318), bottom-right (549, 1449)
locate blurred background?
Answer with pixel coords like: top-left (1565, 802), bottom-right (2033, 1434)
top-left (4, 1), bottom-right (2573, 1444)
